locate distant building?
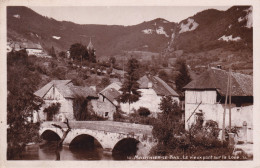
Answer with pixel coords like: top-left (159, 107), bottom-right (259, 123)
top-left (183, 67), bottom-right (253, 142)
top-left (87, 38), bottom-right (96, 56)
top-left (34, 80), bottom-right (98, 122)
top-left (22, 43), bottom-right (44, 56)
top-left (120, 75), bottom-right (179, 116)
top-left (66, 50), bottom-right (71, 59)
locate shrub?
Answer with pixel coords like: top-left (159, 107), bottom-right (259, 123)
top-left (43, 103), bottom-right (61, 121)
top-left (138, 107), bottom-right (151, 117)
top-left (73, 95), bottom-right (106, 121)
top-left (113, 109), bottom-right (125, 122)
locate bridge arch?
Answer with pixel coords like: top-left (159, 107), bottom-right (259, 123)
top-left (69, 134), bottom-right (103, 149)
top-left (112, 138), bottom-right (141, 160)
top-left (40, 129), bottom-right (61, 141)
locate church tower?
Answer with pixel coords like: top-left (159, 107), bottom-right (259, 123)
top-left (87, 37), bottom-right (96, 63)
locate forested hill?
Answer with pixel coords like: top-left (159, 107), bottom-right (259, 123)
top-left (7, 6), bottom-right (176, 56)
top-left (7, 6), bottom-right (253, 74)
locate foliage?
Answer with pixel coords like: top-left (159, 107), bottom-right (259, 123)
top-left (158, 70), bottom-right (169, 83)
top-left (151, 98), bottom-right (233, 158)
top-left (58, 51), bottom-right (66, 58)
top-left (73, 95), bottom-right (106, 121)
top-left (113, 109), bottom-right (125, 122)
top-left (137, 107), bottom-right (151, 117)
top-left (51, 67), bottom-right (66, 80)
top-left (128, 111), bottom-right (157, 125)
top-left (118, 58), bottom-right (141, 112)
top-left (175, 59), bottom-right (191, 93)
top-left (43, 103), bottom-right (61, 121)
top-left (69, 43), bottom-right (96, 63)
top-left (69, 43), bottom-right (88, 61)
top-left (71, 78), bottom-right (84, 86)
top-left (7, 50), bottom-right (43, 159)
top-left (152, 96), bottom-right (183, 145)
top-left (109, 56), bottom-right (116, 67)
top-left (99, 77), bottom-right (110, 88)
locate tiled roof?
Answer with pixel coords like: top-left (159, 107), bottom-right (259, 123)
top-left (99, 82), bottom-right (122, 104)
top-left (100, 88), bottom-right (121, 104)
top-left (34, 80), bottom-right (97, 98)
top-left (183, 68), bottom-right (253, 97)
top-left (138, 75), bottom-right (179, 97)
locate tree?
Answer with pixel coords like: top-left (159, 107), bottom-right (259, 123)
top-left (51, 119), bottom-right (71, 160)
top-left (69, 43), bottom-right (88, 61)
top-left (158, 70), bottom-right (169, 83)
top-left (58, 51), bottom-right (66, 58)
top-left (99, 77), bottom-right (110, 88)
top-left (73, 95), bottom-right (105, 121)
top-left (7, 50), bottom-right (43, 159)
top-left (88, 48), bottom-right (97, 63)
top-left (109, 56), bottom-right (116, 67)
top-left (151, 96), bottom-right (184, 155)
top-left (118, 58), bottom-right (141, 113)
top-left (175, 59), bottom-right (191, 93)
top-left (138, 107), bottom-right (151, 117)
top-left (49, 46), bottom-right (56, 58)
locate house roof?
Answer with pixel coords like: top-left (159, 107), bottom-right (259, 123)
top-left (183, 68), bottom-right (253, 97)
top-left (112, 69), bottom-right (126, 76)
top-left (21, 43), bottom-right (42, 49)
top-left (34, 80), bottom-right (97, 99)
top-left (99, 82), bottom-right (122, 104)
top-left (100, 88), bottom-right (121, 104)
top-left (138, 75), bottom-right (179, 97)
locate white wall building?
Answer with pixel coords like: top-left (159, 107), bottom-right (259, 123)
top-left (34, 80), bottom-right (98, 122)
top-left (183, 67), bottom-right (253, 143)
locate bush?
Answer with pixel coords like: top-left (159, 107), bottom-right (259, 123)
top-left (113, 109), bottom-right (125, 122)
top-left (138, 107), bottom-right (151, 117)
top-left (73, 95), bottom-right (106, 121)
top-left (43, 103), bottom-right (61, 121)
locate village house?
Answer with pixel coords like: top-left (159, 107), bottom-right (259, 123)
top-left (22, 43), bottom-right (44, 56)
top-left (183, 67), bottom-right (253, 143)
top-left (93, 82), bottom-right (122, 120)
top-left (120, 75), bottom-right (179, 116)
top-left (34, 80), bottom-right (98, 122)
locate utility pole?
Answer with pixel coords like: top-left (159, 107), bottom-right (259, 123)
top-left (229, 68), bottom-right (232, 132)
top-left (222, 71), bottom-right (230, 142)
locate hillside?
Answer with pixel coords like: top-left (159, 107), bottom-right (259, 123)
top-left (163, 6), bottom-right (253, 75)
top-left (7, 6), bottom-right (176, 57)
top-left (7, 6), bottom-right (253, 75)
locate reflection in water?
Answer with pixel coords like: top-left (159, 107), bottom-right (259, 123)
top-left (112, 138), bottom-right (139, 160)
top-left (21, 140), bottom-right (139, 160)
top-left (21, 141), bottom-right (112, 160)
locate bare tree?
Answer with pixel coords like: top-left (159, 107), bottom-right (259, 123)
top-left (51, 119), bottom-right (71, 160)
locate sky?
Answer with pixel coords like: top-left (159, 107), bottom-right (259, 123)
top-left (29, 6), bottom-right (231, 26)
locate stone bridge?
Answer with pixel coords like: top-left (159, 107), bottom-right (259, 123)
top-left (39, 121), bottom-right (156, 156)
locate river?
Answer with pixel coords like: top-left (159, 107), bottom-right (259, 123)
top-left (20, 141), bottom-right (134, 160)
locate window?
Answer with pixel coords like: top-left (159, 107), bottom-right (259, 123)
top-left (105, 112), bottom-right (109, 117)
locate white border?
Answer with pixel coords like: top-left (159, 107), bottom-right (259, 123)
top-left (0, 0), bottom-right (260, 168)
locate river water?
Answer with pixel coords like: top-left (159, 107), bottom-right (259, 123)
top-left (21, 142), bottom-right (132, 160)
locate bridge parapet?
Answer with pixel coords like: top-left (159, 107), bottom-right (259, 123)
top-left (40, 121), bottom-right (153, 136)
top-left (39, 121), bottom-right (156, 156)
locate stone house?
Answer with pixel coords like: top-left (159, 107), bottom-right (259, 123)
top-left (93, 82), bottom-right (122, 120)
top-left (183, 67), bottom-right (253, 142)
top-left (34, 80), bottom-right (98, 122)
